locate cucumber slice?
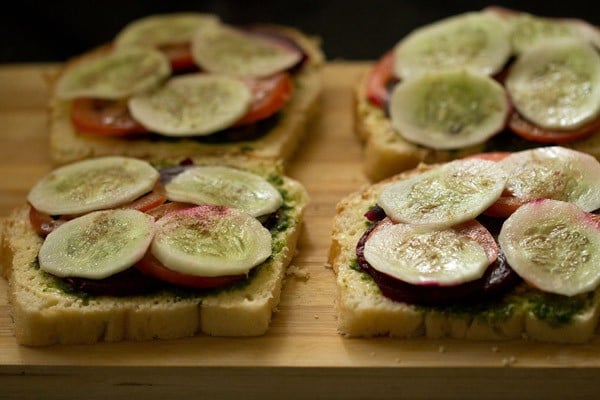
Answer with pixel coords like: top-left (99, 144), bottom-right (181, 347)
top-left (191, 24), bottom-right (302, 78)
top-left (39, 209), bottom-right (155, 279)
top-left (505, 40), bottom-right (600, 130)
top-left (151, 205), bottom-right (272, 277)
top-left (128, 74), bottom-right (252, 136)
top-left (499, 199), bottom-right (600, 296)
top-left (55, 48), bottom-right (171, 100)
top-left (497, 11), bottom-right (600, 54)
top-left (393, 12), bottom-right (511, 79)
top-left (363, 219), bottom-right (490, 286)
top-left (498, 147), bottom-right (600, 212)
top-left (27, 156), bottom-right (159, 215)
top-left (114, 13), bottom-right (220, 49)
top-left (379, 158), bottom-right (507, 229)
top-left (389, 70), bottom-right (509, 149)
top-left (164, 166), bottom-right (283, 217)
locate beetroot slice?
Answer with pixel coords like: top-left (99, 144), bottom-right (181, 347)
top-left (63, 267), bottom-right (162, 296)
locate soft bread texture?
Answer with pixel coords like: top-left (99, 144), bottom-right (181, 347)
top-left (49, 25), bottom-right (324, 166)
top-left (354, 68), bottom-right (600, 183)
top-left (1, 156), bottom-right (308, 346)
top-left (329, 164), bottom-right (600, 343)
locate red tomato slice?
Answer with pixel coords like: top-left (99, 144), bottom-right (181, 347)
top-left (71, 73), bottom-right (293, 135)
top-left (28, 206), bottom-right (67, 236)
top-left (71, 98), bottom-right (149, 136)
top-left (120, 183), bottom-right (168, 213)
top-left (464, 152), bottom-right (525, 218)
top-left (29, 185), bottom-right (168, 235)
top-left (366, 50), bottom-right (396, 108)
top-left (508, 111), bottom-right (600, 144)
top-left (145, 201), bottom-right (195, 220)
top-left (483, 196), bottom-right (526, 218)
top-left (463, 151), bottom-right (511, 162)
top-left (135, 251), bottom-right (247, 289)
top-left (123, 191), bottom-right (168, 212)
top-left (233, 72), bottom-right (294, 127)
top-left (158, 42), bottom-right (197, 72)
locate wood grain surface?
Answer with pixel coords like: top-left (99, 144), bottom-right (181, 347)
top-left (1, 62), bottom-right (599, 400)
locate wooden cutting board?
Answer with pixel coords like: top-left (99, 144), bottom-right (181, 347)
top-left (1, 62), bottom-right (599, 400)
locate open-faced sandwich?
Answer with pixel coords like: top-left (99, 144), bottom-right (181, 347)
top-left (355, 7), bottom-right (600, 181)
top-left (0, 155), bottom-right (308, 345)
top-left (49, 13), bottom-right (324, 165)
top-left (329, 146), bottom-right (600, 343)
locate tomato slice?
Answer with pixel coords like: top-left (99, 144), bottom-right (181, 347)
top-left (120, 182), bottom-right (168, 213)
top-left (234, 72), bottom-right (294, 127)
top-left (484, 196), bottom-right (526, 218)
top-left (463, 152), bottom-right (524, 218)
top-left (71, 98), bottom-right (149, 136)
top-left (463, 151), bottom-right (511, 162)
top-left (28, 206), bottom-right (67, 236)
top-left (135, 251), bottom-right (247, 289)
top-left (508, 111), bottom-right (600, 144)
top-left (29, 184), bottom-right (167, 235)
top-left (158, 42), bottom-right (197, 72)
top-left (366, 50), bottom-right (396, 108)
top-left (145, 201), bottom-right (195, 220)
top-left (71, 72), bottom-right (293, 135)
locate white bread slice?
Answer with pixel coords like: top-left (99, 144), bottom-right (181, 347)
top-left (354, 66), bottom-right (600, 183)
top-left (329, 164), bottom-right (600, 343)
top-left (48, 24), bottom-right (324, 166)
top-left (1, 156), bottom-right (308, 346)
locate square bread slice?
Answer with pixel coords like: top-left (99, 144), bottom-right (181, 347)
top-left (49, 24), bottom-right (324, 166)
top-left (328, 165), bottom-right (600, 343)
top-left (0, 156), bottom-right (308, 346)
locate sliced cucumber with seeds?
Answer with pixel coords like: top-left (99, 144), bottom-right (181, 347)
top-left (164, 166), bottom-right (283, 217)
top-left (496, 10), bottom-right (600, 54)
top-left (393, 11), bottom-right (511, 79)
top-left (27, 156), bottom-right (159, 215)
top-left (389, 70), bottom-right (509, 150)
top-left (191, 24), bottom-right (302, 78)
top-left (506, 40), bottom-right (600, 130)
top-left (39, 209), bottom-right (155, 279)
top-left (379, 158), bottom-right (507, 229)
top-left (128, 74), bottom-right (252, 136)
top-left (498, 147), bottom-right (600, 212)
top-left (55, 48), bottom-right (171, 100)
top-left (499, 199), bottom-right (600, 296)
top-left (364, 219), bottom-right (490, 286)
top-left (114, 13), bottom-right (220, 49)
top-left (151, 205), bottom-right (272, 277)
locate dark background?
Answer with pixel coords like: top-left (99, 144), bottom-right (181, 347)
top-left (0, 0), bottom-right (598, 63)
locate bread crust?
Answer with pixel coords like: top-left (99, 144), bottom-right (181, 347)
top-left (329, 164), bottom-right (600, 343)
top-left (48, 25), bottom-right (324, 166)
top-left (1, 157), bottom-right (308, 345)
